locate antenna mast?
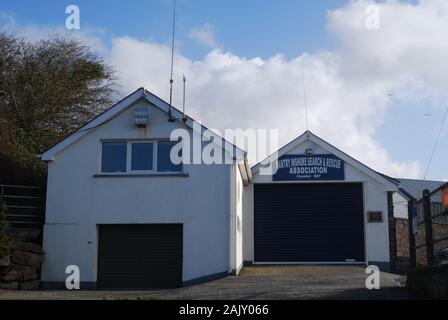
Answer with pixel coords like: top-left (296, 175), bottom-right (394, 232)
top-left (302, 70), bottom-right (309, 132)
top-left (168, 0), bottom-right (177, 122)
top-left (423, 103), bottom-right (448, 180)
top-left (182, 74), bottom-right (187, 122)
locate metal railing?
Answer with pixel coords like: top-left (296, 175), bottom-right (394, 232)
top-left (0, 184), bottom-right (45, 229)
top-left (409, 183), bottom-right (448, 269)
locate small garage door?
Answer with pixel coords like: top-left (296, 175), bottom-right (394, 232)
top-left (97, 224), bottom-right (183, 289)
top-left (254, 183), bottom-right (365, 263)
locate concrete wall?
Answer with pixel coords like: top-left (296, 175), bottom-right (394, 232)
top-left (41, 100), bottom-right (233, 286)
top-left (244, 140), bottom-right (391, 268)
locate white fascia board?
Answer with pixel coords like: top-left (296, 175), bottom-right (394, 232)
top-left (251, 131), bottom-right (397, 191)
top-left (251, 131), bottom-right (309, 175)
top-left (145, 92), bottom-right (251, 184)
top-left (144, 92), bottom-right (247, 160)
top-left (308, 134), bottom-right (397, 191)
top-left (41, 88), bottom-right (145, 161)
top-left (41, 87), bottom-right (248, 176)
top-left (238, 159), bottom-right (252, 186)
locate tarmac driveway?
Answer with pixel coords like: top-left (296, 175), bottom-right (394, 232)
top-left (0, 265), bottom-right (409, 300)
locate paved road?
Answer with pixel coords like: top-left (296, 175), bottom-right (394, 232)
top-left (0, 265), bottom-right (409, 300)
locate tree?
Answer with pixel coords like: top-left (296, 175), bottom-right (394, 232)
top-left (0, 33), bottom-right (117, 185)
top-left (0, 201), bottom-right (11, 259)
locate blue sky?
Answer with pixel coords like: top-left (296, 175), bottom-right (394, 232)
top-left (3, 0), bottom-right (348, 59)
top-left (1, 0), bottom-right (447, 181)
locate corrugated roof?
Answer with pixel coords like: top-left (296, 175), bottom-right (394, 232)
top-left (395, 178), bottom-right (444, 202)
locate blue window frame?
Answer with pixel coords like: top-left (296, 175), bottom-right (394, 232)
top-left (101, 142), bottom-right (127, 173)
top-left (131, 143), bottom-right (154, 171)
top-left (157, 141), bottom-right (182, 172)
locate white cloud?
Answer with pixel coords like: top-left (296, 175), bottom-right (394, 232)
top-left (107, 41), bottom-right (422, 177)
top-left (9, 0), bottom-right (448, 178)
top-left (0, 11), bottom-right (16, 32)
top-left (10, 23), bottom-right (109, 57)
top-left (188, 23), bottom-right (219, 48)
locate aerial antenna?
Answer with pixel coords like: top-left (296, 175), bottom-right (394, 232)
top-left (182, 74), bottom-right (188, 122)
top-left (167, 0), bottom-right (177, 122)
top-left (302, 70), bottom-right (310, 132)
top-left (423, 103), bottom-right (448, 180)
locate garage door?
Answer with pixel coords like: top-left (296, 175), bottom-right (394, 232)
top-left (97, 224), bottom-right (183, 289)
top-left (254, 183), bottom-right (365, 263)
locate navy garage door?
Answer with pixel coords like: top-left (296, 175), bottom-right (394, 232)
top-left (254, 183), bottom-right (365, 263)
top-left (97, 224), bottom-right (183, 289)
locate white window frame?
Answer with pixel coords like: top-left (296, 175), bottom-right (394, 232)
top-left (129, 141), bottom-right (156, 174)
top-left (156, 140), bottom-right (184, 173)
top-left (99, 139), bottom-right (183, 175)
top-left (100, 140), bottom-right (128, 173)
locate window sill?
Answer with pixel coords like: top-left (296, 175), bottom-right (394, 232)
top-left (93, 173), bottom-right (189, 178)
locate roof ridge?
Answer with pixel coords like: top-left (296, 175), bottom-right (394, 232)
top-left (395, 177), bottom-right (445, 183)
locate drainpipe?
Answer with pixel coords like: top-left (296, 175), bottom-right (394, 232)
top-left (228, 164), bottom-right (236, 274)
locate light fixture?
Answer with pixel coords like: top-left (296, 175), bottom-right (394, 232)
top-left (134, 107), bottom-right (150, 128)
top-left (305, 148), bottom-right (313, 156)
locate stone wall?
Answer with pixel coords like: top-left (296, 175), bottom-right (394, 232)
top-left (394, 218), bottom-right (448, 273)
top-left (415, 223), bottom-right (448, 266)
top-left (394, 218), bottom-right (410, 274)
top-left (0, 228), bottom-right (45, 290)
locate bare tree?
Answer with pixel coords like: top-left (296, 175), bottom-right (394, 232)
top-left (0, 33), bottom-right (117, 184)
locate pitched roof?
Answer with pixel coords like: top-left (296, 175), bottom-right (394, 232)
top-left (395, 178), bottom-right (445, 201)
top-left (251, 130), bottom-right (397, 191)
top-left (40, 87), bottom-right (251, 184)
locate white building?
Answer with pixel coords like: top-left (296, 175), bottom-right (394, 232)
top-left (41, 88), bottom-right (398, 289)
top-left (244, 131), bottom-right (397, 272)
top-left (392, 178), bottom-right (446, 222)
top-left (40, 88), bottom-right (251, 289)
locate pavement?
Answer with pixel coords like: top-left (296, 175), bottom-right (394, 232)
top-left (0, 265), bottom-right (410, 300)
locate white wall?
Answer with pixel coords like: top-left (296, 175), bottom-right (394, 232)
top-left (245, 140), bottom-right (391, 265)
top-left (242, 182), bottom-right (254, 263)
top-left (235, 164), bottom-right (244, 273)
top-left (42, 101), bottom-right (233, 285)
top-left (393, 192), bottom-right (409, 219)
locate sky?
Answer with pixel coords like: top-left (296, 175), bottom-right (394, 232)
top-left (1, 0), bottom-right (447, 181)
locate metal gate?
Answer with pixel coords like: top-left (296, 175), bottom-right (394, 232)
top-left (408, 183), bottom-right (448, 268)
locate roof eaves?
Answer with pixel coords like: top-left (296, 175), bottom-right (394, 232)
top-left (41, 88), bottom-right (145, 161)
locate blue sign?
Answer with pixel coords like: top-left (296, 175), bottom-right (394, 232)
top-left (273, 154), bottom-right (344, 181)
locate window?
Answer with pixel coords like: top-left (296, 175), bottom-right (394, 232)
top-left (157, 141), bottom-right (182, 172)
top-left (102, 142), bottom-right (127, 173)
top-left (368, 211), bottom-right (383, 223)
top-left (101, 140), bottom-right (182, 174)
top-left (131, 143), bottom-right (153, 171)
